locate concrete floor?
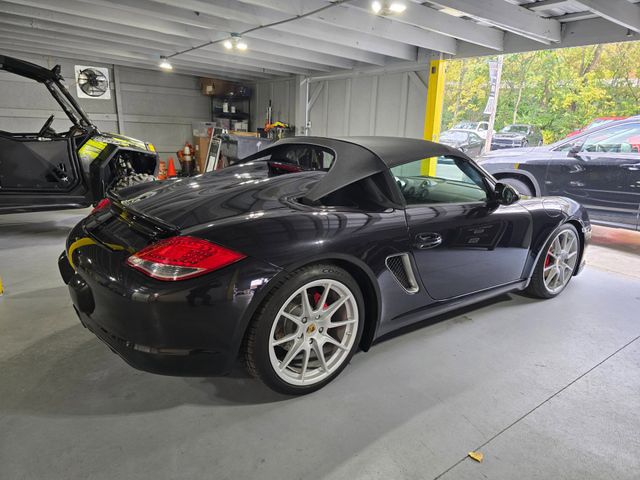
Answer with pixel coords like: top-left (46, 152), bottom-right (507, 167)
top-left (1, 210), bottom-right (639, 480)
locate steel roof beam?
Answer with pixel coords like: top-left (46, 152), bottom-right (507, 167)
top-left (0, 46), bottom-right (256, 82)
top-left (0, 36), bottom-right (276, 79)
top-left (347, 0), bottom-right (503, 51)
top-left (0, 10), bottom-right (353, 72)
top-left (571, 0), bottom-right (640, 33)
top-left (229, 0), bottom-right (454, 54)
top-left (80, 0), bottom-right (417, 60)
top-left (428, 0), bottom-right (561, 44)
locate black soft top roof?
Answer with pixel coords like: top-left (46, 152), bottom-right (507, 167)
top-left (242, 136), bottom-right (468, 202)
top-left (0, 54), bottom-right (62, 83)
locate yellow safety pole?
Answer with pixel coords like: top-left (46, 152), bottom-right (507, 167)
top-left (422, 58), bottom-right (446, 176)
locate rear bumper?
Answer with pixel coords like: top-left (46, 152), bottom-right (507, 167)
top-left (72, 304), bottom-right (229, 376)
top-left (58, 249), bottom-right (281, 376)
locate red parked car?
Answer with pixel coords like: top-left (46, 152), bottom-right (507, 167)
top-left (566, 116), bottom-right (627, 137)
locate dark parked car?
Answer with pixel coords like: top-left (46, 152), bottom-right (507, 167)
top-left (491, 124), bottom-right (543, 150)
top-left (439, 129), bottom-right (485, 157)
top-left (59, 137), bottom-right (589, 394)
top-left (0, 55), bottom-right (157, 214)
top-left (478, 118), bottom-right (640, 230)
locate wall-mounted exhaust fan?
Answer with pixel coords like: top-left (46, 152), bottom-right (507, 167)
top-left (74, 65), bottom-right (111, 99)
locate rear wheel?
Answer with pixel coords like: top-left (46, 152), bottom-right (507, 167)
top-left (501, 177), bottom-right (533, 196)
top-left (526, 224), bottom-right (580, 298)
top-left (245, 264), bottom-right (364, 395)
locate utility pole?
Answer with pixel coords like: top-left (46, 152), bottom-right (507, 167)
top-left (484, 55), bottom-right (504, 154)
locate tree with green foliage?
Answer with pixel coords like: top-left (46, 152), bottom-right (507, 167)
top-left (442, 41), bottom-right (640, 144)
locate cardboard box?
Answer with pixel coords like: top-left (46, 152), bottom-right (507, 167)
top-left (200, 78), bottom-right (239, 96)
top-left (194, 135), bottom-right (210, 174)
top-left (230, 131), bottom-right (258, 137)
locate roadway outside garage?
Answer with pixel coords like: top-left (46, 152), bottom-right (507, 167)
top-left (1, 210), bottom-right (638, 480)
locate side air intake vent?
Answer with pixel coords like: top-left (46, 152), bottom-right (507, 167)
top-left (385, 253), bottom-right (419, 294)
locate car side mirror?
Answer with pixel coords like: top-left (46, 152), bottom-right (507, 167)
top-left (494, 182), bottom-right (520, 205)
top-left (568, 144), bottom-right (582, 157)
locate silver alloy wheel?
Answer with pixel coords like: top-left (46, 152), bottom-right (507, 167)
top-left (268, 279), bottom-right (359, 386)
top-left (543, 229), bottom-right (579, 294)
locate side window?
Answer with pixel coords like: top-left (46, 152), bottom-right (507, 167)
top-left (274, 145), bottom-right (335, 170)
top-left (391, 156), bottom-right (488, 205)
top-left (581, 123), bottom-right (640, 153)
top-left (320, 151), bottom-right (334, 169)
top-left (556, 123), bottom-right (640, 153)
top-left (555, 139), bottom-right (580, 152)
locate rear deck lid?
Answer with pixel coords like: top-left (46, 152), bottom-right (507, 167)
top-left (108, 162), bottom-right (323, 230)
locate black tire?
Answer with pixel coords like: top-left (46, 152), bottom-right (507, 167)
top-left (526, 223), bottom-right (580, 299)
top-left (244, 264), bottom-right (365, 395)
top-left (501, 177), bottom-right (533, 196)
top-left (114, 173), bottom-right (156, 190)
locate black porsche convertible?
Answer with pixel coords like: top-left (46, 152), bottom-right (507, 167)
top-left (59, 137), bottom-right (590, 394)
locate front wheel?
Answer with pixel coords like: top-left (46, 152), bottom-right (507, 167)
top-left (526, 224), bottom-right (581, 299)
top-left (244, 264), bottom-right (364, 395)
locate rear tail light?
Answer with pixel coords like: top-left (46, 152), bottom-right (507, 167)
top-left (126, 236), bottom-right (245, 281)
top-left (91, 198), bottom-right (111, 214)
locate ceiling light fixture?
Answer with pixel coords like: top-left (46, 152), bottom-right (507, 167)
top-left (159, 56), bottom-right (173, 70)
top-left (371, 1), bottom-right (406, 15)
top-left (224, 33), bottom-right (248, 52)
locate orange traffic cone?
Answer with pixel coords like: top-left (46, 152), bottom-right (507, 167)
top-left (167, 157), bottom-right (177, 178)
top-left (157, 160), bottom-right (167, 180)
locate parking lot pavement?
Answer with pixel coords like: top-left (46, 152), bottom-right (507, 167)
top-left (588, 226), bottom-right (640, 279)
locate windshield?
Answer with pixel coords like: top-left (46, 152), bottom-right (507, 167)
top-left (440, 131), bottom-right (468, 143)
top-left (500, 125), bottom-right (529, 134)
top-left (585, 119), bottom-right (615, 130)
top-left (555, 123), bottom-right (640, 152)
top-left (453, 122), bottom-right (477, 130)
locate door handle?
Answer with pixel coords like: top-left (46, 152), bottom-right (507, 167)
top-left (620, 164), bottom-right (639, 170)
top-left (415, 232), bottom-right (442, 249)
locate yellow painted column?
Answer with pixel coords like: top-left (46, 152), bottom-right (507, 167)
top-left (421, 58), bottom-right (446, 176)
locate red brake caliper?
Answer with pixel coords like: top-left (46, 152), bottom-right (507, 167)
top-left (312, 291), bottom-right (329, 310)
top-left (544, 253), bottom-right (552, 268)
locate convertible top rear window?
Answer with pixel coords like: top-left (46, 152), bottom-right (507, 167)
top-left (245, 144), bottom-right (335, 173)
top-left (241, 136), bottom-right (468, 204)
